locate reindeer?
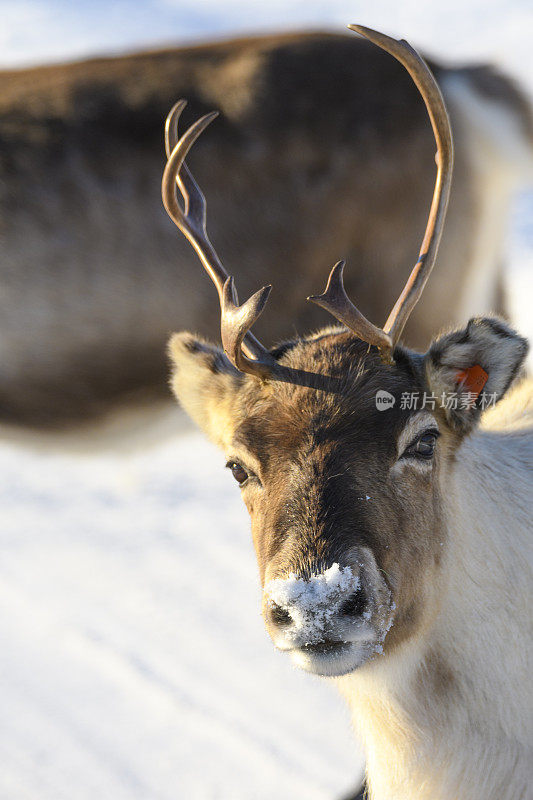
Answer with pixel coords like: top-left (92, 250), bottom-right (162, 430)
top-left (0, 30), bottom-right (531, 430)
top-left (163, 25), bottom-right (532, 800)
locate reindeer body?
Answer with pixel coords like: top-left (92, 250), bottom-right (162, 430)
top-left (0, 32), bottom-right (531, 427)
top-left (169, 323), bottom-right (532, 800)
top-left (337, 379), bottom-right (533, 800)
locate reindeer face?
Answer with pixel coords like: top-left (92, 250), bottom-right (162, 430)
top-left (162, 26), bottom-right (459, 677)
top-left (169, 319), bottom-right (527, 677)
top-left (162, 23), bottom-right (528, 679)
top-left (217, 332), bottom-right (448, 676)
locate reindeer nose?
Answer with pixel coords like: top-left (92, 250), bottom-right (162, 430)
top-left (268, 602), bottom-right (293, 628)
top-left (267, 585), bottom-right (367, 629)
top-left (264, 564), bottom-right (370, 648)
top-left (339, 586), bottom-right (367, 618)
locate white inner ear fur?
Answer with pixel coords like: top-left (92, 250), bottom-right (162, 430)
top-left (393, 411), bottom-right (439, 464)
top-left (426, 319), bottom-right (527, 401)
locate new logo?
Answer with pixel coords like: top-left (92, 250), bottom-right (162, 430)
top-left (375, 390), bottom-right (396, 410)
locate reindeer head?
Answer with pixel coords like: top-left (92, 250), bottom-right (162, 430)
top-left (163, 26), bottom-right (528, 677)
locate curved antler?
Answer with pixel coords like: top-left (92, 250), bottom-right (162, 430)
top-left (309, 25), bottom-right (454, 362)
top-left (163, 27), bottom-right (453, 378)
top-left (161, 100), bottom-right (277, 379)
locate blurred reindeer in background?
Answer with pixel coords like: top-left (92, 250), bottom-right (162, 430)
top-left (0, 31), bottom-right (531, 431)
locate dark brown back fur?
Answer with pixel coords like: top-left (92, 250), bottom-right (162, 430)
top-left (1, 32), bottom-right (530, 427)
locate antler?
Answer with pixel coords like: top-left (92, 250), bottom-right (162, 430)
top-left (162, 100), bottom-right (277, 378)
top-left (308, 25), bottom-right (454, 362)
top-left (163, 26), bottom-right (453, 379)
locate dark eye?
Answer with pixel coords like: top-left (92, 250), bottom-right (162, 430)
top-left (403, 430), bottom-right (439, 460)
top-left (226, 461), bottom-right (249, 485)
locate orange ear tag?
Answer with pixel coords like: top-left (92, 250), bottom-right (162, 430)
top-left (455, 364), bottom-right (488, 399)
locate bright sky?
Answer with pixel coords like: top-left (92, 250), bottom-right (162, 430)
top-left (1, 0), bottom-right (532, 94)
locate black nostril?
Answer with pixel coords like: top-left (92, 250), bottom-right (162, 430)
top-left (269, 602), bottom-right (292, 627)
top-left (340, 586), bottom-right (367, 618)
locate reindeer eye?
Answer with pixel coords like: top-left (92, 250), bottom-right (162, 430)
top-left (226, 461), bottom-right (249, 485)
top-left (403, 430), bottom-right (439, 460)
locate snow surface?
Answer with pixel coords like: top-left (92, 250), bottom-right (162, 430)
top-left (0, 430), bottom-right (362, 800)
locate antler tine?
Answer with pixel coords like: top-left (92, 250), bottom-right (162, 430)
top-left (164, 99), bottom-right (185, 157)
top-left (164, 100), bottom-right (206, 230)
top-left (221, 278), bottom-right (273, 377)
top-left (162, 103), bottom-right (276, 377)
top-left (162, 108), bottom-right (224, 296)
top-left (309, 26), bottom-right (453, 361)
top-left (308, 261), bottom-right (392, 352)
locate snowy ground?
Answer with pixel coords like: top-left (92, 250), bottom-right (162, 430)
top-left (0, 429), bottom-right (362, 800)
top-left (1, 3), bottom-right (533, 799)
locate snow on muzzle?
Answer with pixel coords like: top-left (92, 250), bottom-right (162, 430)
top-left (263, 563), bottom-right (368, 649)
top-left (262, 551), bottom-right (395, 675)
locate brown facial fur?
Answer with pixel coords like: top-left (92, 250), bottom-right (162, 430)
top-left (218, 329), bottom-right (452, 652)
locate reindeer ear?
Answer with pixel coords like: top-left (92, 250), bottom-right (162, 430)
top-left (424, 317), bottom-right (528, 433)
top-left (168, 332), bottom-right (244, 448)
